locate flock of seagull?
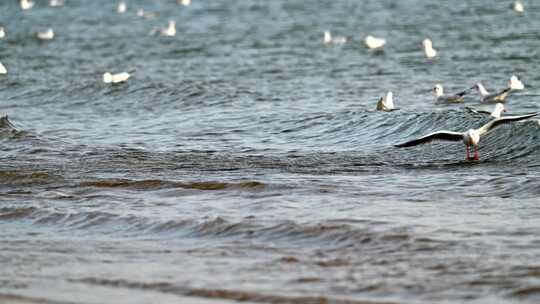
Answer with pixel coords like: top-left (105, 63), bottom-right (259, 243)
top-left (1, 0), bottom-right (538, 161)
top-left (323, 1), bottom-right (538, 161)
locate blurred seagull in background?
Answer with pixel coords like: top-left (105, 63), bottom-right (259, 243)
top-left (103, 72), bottom-right (131, 84)
top-left (376, 92), bottom-right (397, 112)
top-left (179, 0), bottom-right (191, 6)
top-left (117, 1), bottom-right (127, 14)
top-left (36, 28), bottom-right (54, 41)
top-left (513, 1), bottom-right (525, 13)
top-left (49, 0), bottom-right (64, 7)
top-left (152, 20), bottom-right (176, 37)
top-left (433, 84), bottom-right (468, 103)
top-left (395, 112), bottom-right (539, 160)
top-left (466, 103), bottom-right (506, 118)
top-left (323, 31), bottom-right (347, 45)
top-left (0, 62), bottom-right (7, 75)
top-left (20, 0), bottom-right (34, 10)
top-left (0, 27), bottom-right (5, 39)
top-left (423, 38), bottom-right (437, 58)
top-left (136, 9), bottom-right (157, 19)
top-left (364, 35), bottom-right (386, 50)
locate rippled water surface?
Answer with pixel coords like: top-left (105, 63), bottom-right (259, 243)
top-left (1, 1), bottom-right (540, 303)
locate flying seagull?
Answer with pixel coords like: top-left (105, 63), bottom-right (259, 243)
top-left (395, 112), bottom-right (539, 160)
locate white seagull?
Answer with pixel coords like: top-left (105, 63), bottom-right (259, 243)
top-left (0, 27), bottom-right (5, 39)
top-left (103, 72), bottom-right (131, 84)
top-left (364, 35), bottom-right (385, 50)
top-left (465, 103), bottom-right (506, 118)
top-left (20, 0), bottom-right (35, 10)
top-left (49, 0), bottom-right (64, 7)
top-left (323, 31), bottom-right (347, 45)
top-left (433, 84), bottom-right (468, 103)
top-left (178, 0), bottom-right (191, 6)
top-left (423, 38), bottom-right (437, 58)
top-left (513, 1), bottom-right (525, 13)
top-left (376, 91), bottom-right (397, 112)
top-left (117, 1), bottom-right (127, 14)
top-left (473, 83), bottom-right (509, 103)
top-left (159, 21), bottom-right (176, 37)
top-left (508, 75), bottom-right (524, 90)
top-left (0, 62), bottom-right (7, 75)
top-left (395, 112), bottom-right (539, 160)
top-left (36, 28), bottom-right (55, 41)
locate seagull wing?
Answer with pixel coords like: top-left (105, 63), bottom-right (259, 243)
top-left (395, 131), bottom-right (464, 148)
top-left (465, 107), bottom-right (491, 115)
top-left (478, 112), bottom-right (540, 135)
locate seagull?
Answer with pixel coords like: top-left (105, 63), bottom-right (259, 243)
top-left (376, 91), bottom-right (397, 112)
top-left (0, 27), bottom-right (5, 39)
top-left (433, 84), bottom-right (468, 103)
top-left (0, 62), bottom-right (7, 75)
top-left (36, 28), bottom-right (55, 41)
top-left (465, 103), bottom-right (506, 118)
top-left (151, 21), bottom-right (176, 36)
top-left (103, 72), bottom-right (131, 84)
top-left (473, 83), bottom-right (511, 103)
top-left (423, 38), bottom-right (437, 58)
top-left (513, 1), bottom-right (524, 13)
top-left (395, 112), bottom-right (539, 160)
top-left (364, 35), bottom-right (385, 50)
top-left (508, 75), bottom-right (524, 90)
top-left (117, 1), bottom-right (127, 14)
top-left (136, 9), bottom-right (157, 19)
top-left (49, 0), bottom-right (64, 7)
top-left (20, 0), bottom-right (34, 10)
top-left (323, 31), bottom-right (347, 45)
top-left (178, 0), bottom-right (191, 6)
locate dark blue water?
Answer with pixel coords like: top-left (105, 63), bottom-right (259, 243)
top-left (1, 1), bottom-right (540, 303)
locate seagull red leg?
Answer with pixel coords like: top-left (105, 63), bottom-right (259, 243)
top-left (474, 146), bottom-right (479, 160)
top-left (466, 145), bottom-right (470, 160)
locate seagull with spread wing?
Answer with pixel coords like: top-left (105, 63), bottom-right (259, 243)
top-left (395, 112), bottom-right (539, 160)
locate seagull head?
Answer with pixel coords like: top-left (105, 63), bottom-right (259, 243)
top-left (433, 84), bottom-right (444, 97)
top-left (323, 31), bottom-right (331, 44)
top-left (491, 103), bottom-right (506, 118)
top-left (422, 38), bottom-right (433, 49)
top-left (103, 72), bottom-right (113, 84)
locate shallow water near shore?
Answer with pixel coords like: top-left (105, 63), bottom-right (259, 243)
top-left (1, 1), bottom-right (540, 303)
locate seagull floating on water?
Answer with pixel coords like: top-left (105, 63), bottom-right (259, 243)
top-left (323, 31), bottom-right (347, 45)
top-left (0, 27), bottom-right (5, 39)
top-left (465, 103), bottom-right (506, 118)
top-left (395, 112), bottom-right (538, 160)
top-left (513, 1), bottom-right (525, 13)
top-left (433, 84), bottom-right (468, 103)
top-left (36, 28), bottom-right (55, 41)
top-left (0, 62), bottom-right (7, 75)
top-left (103, 72), bottom-right (131, 84)
top-left (376, 92), bottom-right (397, 112)
top-left (49, 0), bottom-right (64, 7)
top-left (136, 9), bottom-right (157, 19)
top-left (178, 0), bottom-right (191, 6)
top-left (20, 0), bottom-right (34, 10)
top-left (423, 38), bottom-right (437, 58)
top-left (364, 35), bottom-right (385, 50)
top-left (158, 21), bottom-right (176, 37)
top-left (117, 1), bottom-right (127, 14)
